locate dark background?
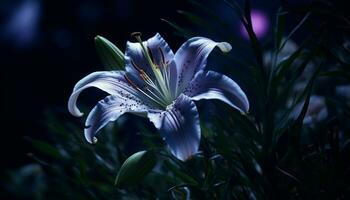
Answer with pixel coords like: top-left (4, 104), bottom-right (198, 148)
top-left (2, 1), bottom-right (350, 199)
top-left (0, 0), bottom-right (190, 171)
top-left (0, 0), bottom-right (347, 171)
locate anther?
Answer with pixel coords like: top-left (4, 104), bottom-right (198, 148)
top-left (131, 60), bottom-right (144, 74)
top-left (131, 32), bottom-right (144, 45)
top-left (131, 60), bottom-right (151, 81)
top-left (131, 32), bottom-right (142, 38)
top-left (140, 73), bottom-right (147, 81)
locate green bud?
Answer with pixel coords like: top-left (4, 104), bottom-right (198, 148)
top-left (94, 35), bottom-right (125, 70)
top-left (115, 150), bottom-right (157, 188)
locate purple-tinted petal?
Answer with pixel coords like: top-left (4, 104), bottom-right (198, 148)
top-left (174, 37), bottom-right (231, 94)
top-left (149, 94), bottom-right (200, 161)
top-left (68, 71), bottom-right (145, 117)
top-left (166, 60), bottom-right (178, 97)
top-left (184, 70), bottom-right (249, 113)
top-left (84, 95), bottom-right (149, 143)
top-left (145, 33), bottom-right (174, 66)
top-left (147, 109), bottom-right (165, 129)
top-left (124, 33), bottom-right (174, 84)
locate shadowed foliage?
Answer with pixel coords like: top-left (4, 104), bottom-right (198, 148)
top-left (2, 0), bottom-right (350, 199)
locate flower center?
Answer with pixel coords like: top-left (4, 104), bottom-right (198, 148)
top-left (124, 32), bottom-right (175, 109)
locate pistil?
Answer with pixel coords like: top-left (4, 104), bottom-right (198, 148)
top-left (124, 74), bottom-right (168, 108)
top-left (130, 32), bottom-right (174, 105)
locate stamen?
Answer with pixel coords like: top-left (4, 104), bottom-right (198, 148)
top-left (131, 33), bottom-right (158, 72)
top-left (131, 60), bottom-right (144, 74)
top-left (145, 87), bottom-right (168, 105)
top-left (130, 59), bottom-right (152, 82)
top-left (129, 32), bottom-right (172, 104)
top-left (124, 75), bottom-right (139, 89)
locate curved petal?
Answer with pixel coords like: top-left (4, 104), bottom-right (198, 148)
top-left (124, 33), bottom-right (174, 83)
top-left (84, 95), bottom-right (149, 143)
top-left (184, 70), bottom-right (249, 113)
top-left (174, 37), bottom-right (232, 94)
top-left (68, 71), bottom-right (145, 117)
top-left (147, 109), bottom-right (165, 130)
top-left (149, 94), bottom-right (200, 161)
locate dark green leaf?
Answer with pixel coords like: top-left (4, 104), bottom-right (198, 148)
top-left (330, 45), bottom-right (350, 64)
top-left (25, 137), bottom-right (62, 159)
top-left (275, 8), bottom-right (286, 50)
top-left (163, 160), bottom-right (198, 186)
top-left (279, 12), bottom-right (310, 52)
top-left (320, 69), bottom-right (350, 79)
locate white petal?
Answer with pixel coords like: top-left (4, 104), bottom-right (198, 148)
top-left (184, 70), bottom-right (249, 113)
top-left (174, 37), bottom-right (231, 94)
top-left (148, 94), bottom-right (201, 161)
top-left (68, 71), bottom-right (145, 117)
top-left (124, 33), bottom-right (174, 84)
top-left (84, 95), bottom-right (149, 143)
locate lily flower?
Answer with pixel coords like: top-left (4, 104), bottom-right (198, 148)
top-left (68, 33), bottom-right (249, 161)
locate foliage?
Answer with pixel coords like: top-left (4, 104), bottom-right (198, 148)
top-left (2, 0), bottom-right (350, 199)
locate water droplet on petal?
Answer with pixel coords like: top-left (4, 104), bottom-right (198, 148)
top-left (92, 137), bottom-right (98, 144)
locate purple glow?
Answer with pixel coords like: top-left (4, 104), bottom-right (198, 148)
top-left (240, 10), bottom-right (269, 39)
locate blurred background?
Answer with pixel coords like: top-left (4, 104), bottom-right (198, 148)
top-left (1, 0), bottom-right (349, 199)
top-left (0, 0), bottom-right (286, 172)
top-left (0, 0), bottom-right (188, 171)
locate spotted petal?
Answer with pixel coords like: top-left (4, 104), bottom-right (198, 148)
top-left (149, 94), bottom-right (200, 161)
top-left (184, 70), bottom-right (249, 113)
top-left (84, 95), bottom-right (149, 143)
top-left (124, 33), bottom-right (174, 84)
top-left (68, 71), bottom-right (146, 117)
top-left (174, 37), bottom-right (232, 94)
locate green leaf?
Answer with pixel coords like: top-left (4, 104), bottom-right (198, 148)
top-left (330, 45), bottom-right (350, 64)
top-left (114, 150), bottom-right (157, 188)
top-left (25, 137), bottom-right (62, 159)
top-left (275, 8), bottom-right (286, 50)
top-left (273, 43), bottom-right (306, 85)
top-left (243, 0), bottom-right (265, 74)
top-left (94, 35), bottom-right (125, 70)
top-left (320, 69), bottom-right (350, 79)
top-left (163, 160), bottom-right (198, 186)
top-left (278, 12), bottom-right (310, 52)
top-left (274, 60), bottom-right (323, 148)
top-left (161, 19), bottom-right (192, 38)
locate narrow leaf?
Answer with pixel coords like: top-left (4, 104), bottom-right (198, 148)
top-left (275, 8), bottom-right (286, 49)
top-left (279, 12), bottom-right (310, 52)
top-left (25, 137), bottom-right (62, 159)
top-left (163, 160), bottom-right (198, 186)
top-left (161, 19), bottom-right (193, 38)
